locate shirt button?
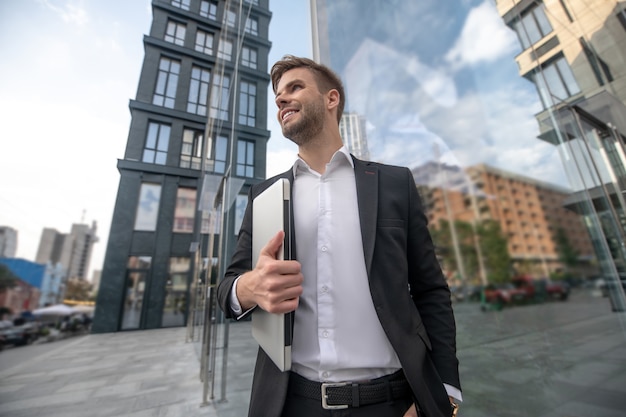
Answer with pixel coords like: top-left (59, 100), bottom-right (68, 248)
top-left (322, 372), bottom-right (329, 379)
top-left (321, 285), bottom-right (328, 293)
top-left (321, 246), bottom-right (327, 252)
top-left (323, 330), bottom-right (329, 338)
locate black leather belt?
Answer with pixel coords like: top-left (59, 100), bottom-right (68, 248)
top-left (288, 370), bottom-right (412, 410)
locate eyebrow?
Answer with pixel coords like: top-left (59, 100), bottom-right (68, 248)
top-left (275, 78), bottom-right (304, 97)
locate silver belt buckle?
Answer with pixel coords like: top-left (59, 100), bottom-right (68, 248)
top-left (321, 382), bottom-right (349, 410)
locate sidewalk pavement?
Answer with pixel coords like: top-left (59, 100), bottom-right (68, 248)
top-left (0, 322), bottom-right (256, 417)
top-left (1, 292), bottom-right (626, 417)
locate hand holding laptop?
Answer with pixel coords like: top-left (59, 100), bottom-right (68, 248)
top-left (236, 230), bottom-right (303, 314)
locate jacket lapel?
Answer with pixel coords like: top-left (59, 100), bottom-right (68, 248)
top-left (353, 157), bottom-right (378, 277)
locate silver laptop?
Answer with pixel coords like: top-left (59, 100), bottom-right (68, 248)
top-left (251, 178), bottom-right (293, 372)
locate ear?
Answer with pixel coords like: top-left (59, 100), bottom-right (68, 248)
top-left (326, 89), bottom-right (340, 112)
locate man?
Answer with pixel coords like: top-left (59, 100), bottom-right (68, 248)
top-left (217, 55), bottom-right (461, 417)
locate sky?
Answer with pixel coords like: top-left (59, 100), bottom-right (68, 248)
top-left (0, 0), bottom-right (307, 279)
top-left (0, 0), bottom-right (572, 281)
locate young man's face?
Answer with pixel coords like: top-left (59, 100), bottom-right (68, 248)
top-left (274, 67), bottom-right (325, 146)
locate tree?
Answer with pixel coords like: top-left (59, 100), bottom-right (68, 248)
top-left (0, 264), bottom-right (18, 292)
top-left (555, 227), bottom-right (579, 278)
top-left (477, 220), bottom-right (511, 284)
top-left (432, 218), bottom-right (512, 285)
top-left (64, 279), bottom-right (93, 301)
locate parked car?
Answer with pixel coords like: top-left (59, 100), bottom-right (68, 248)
top-left (0, 318), bottom-right (40, 347)
top-left (482, 275), bottom-right (569, 308)
top-left (511, 275), bottom-right (570, 302)
top-left (482, 283), bottom-right (520, 306)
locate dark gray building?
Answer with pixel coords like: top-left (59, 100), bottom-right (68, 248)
top-left (93, 0), bottom-right (272, 332)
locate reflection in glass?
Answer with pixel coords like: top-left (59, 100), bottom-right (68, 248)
top-left (121, 271), bottom-right (145, 330)
top-left (162, 257), bottom-right (189, 327)
top-left (134, 183), bottom-right (161, 231)
top-left (312, 0), bottom-right (626, 414)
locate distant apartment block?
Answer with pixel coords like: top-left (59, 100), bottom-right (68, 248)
top-left (0, 226), bottom-right (18, 258)
top-left (414, 162), bottom-right (595, 278)
top-left (36, 222), bottom-right (99, 281)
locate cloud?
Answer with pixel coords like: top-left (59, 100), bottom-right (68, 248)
top-left (445, 0), bottom-right (518, 69)
top-left (266, 147), bottom-right (298, 178)
top-left (38, 0), bottom-right (89, 26)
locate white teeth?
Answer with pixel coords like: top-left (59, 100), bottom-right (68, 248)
top-left (282, 111), bottom-right (296, 121)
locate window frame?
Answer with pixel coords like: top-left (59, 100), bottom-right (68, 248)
top-left (153, 57), bottom-right (180, 109)
top-left (238, 79), bottom-right (257, 127)
top-left (142, 122), bottom-right (171, 165)
top-left (187, 66), bottom-right (211, 116)
top-left (236, 139), bottom-right (255, 178)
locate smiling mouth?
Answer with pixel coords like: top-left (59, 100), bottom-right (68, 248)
top-left (282, 110), bottom-right (298, 122)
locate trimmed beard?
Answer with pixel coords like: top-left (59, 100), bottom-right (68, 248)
top-left (281, 97), bottom-right (325, 146)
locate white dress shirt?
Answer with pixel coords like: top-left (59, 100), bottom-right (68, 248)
top-left (289, 147), bottom-right (401, 382)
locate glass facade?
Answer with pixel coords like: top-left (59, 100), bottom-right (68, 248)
top-left (311, 0), bottom-right (626, 414)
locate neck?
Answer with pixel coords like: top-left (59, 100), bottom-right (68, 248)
top-left (298, 130), bottom-right (344, 174)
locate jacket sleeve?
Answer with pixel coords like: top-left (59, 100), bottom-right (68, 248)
top-left (405, 167), bottom-right (461, 392)
top-left (217, 186), bottom-right (254, 319)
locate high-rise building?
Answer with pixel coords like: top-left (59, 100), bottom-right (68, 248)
top-left (339, 113), bottom-right (370, 160)
top-left (93, 0), bottom-right (272, 332)
top-left (497, 0), bottom-right (626, 289)
top-left (35, 222), bottom-right (99, 281)
top-left (0, 226), bottom-right (17, 258)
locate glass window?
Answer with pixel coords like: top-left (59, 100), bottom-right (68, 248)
top-left (224, 10), bottom-right (236, 27)
top-left (214, 135), bottom-right (228, 174)
top-left (121, 256), bottom-right (151, 330)
top-left (309, 2), bottom-right (626, 415)
top-left (238, 80), bottom-right (256, 127)
top-left (200, 0), bottom-right (217, 20)
top-left (180, 128), bottom-right (204, 170)
top-left (532, 55), bottom-right (580, 107)
top-left (241, 46), bottom-right (258, 69)
top-left (162, 257), bottom-right (189, 327)
top-left (173, 188), bottom-right (196, 232)
top-left (153, 57), bottom-right (180, 109)
top-left (171, 0), bottom-right (190, 10)
top-left (236, 139), bottom-right (254, 178)
top-left (134, 184), bottom-right (161, 231)
top-left (217, 39), bottom-right (233, 61)
top-left (244, 17), bottom-right (258, 36)
top-left (165, 21), bottom-right (186, 46)
top-left (187, 66), bottom-right (210, 116)
top-left (195, 30), bottom-right (213, 55)
top-left (210, 74), bottom-right (230, 121)
top-left (142, 122), bottom-right (170, 165)
top-left (234, 194), bottom-right (248, 236)
top-left (173, 186), bottom-right (213, 234)
top-left (513, 3), bottom-right (553, 49)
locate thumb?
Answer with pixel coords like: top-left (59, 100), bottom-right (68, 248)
top-left (258, 230), bottom-right (285, 261)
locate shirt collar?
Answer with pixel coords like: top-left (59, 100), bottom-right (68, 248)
top-left (292, 146), bottom-right (354, 177)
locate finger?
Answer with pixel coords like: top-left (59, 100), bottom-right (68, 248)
top-left (259, 230), bottom-right (285, 261)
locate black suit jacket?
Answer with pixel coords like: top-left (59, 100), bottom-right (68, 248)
top-left (217, 156), bottom-right (461, 417)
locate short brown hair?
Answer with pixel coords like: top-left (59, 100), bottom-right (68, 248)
top-left (271, 55), bottom-right (345, 123)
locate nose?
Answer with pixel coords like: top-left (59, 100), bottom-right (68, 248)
top-left (275, 93), bottom-right (288, 108)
